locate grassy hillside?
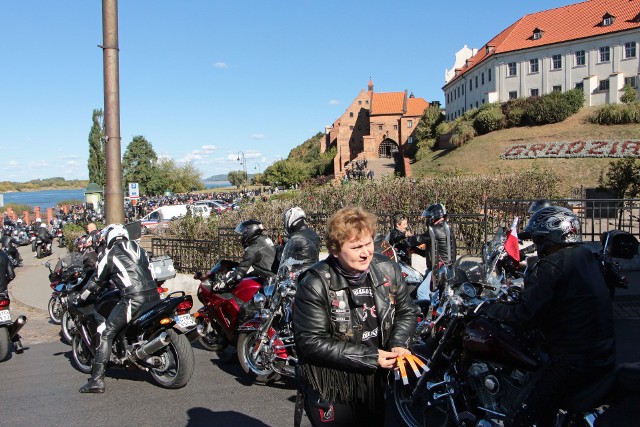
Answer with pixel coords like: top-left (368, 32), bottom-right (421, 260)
top-left (411, 107), bottom-right (640, 196)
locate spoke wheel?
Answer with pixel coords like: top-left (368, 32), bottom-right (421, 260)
top-left (71, 334), bottom-right (93, 374)
top-left (391, 370), bottom-right (451, 427)
top-left (237, 330), bottom-right (276, 380)
top-left (48, 297), bottom-right (63, 325)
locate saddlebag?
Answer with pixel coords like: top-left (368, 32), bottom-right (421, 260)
top-left (150, 256), bottom-right (176, 282)
top-left (600, 230), bottom-right (639, 259)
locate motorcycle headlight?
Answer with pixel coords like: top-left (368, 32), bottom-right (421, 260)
top-left (253, 292), bottom-right (267, 309)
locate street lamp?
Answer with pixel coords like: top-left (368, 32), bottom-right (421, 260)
top-left (254, 163), bottom-right (261, 173)
top-left (237, 151), bottom-right (248, 190)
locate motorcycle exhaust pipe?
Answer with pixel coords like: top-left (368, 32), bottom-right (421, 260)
top-left (185, 323), bottom-right (204, 342)
top-left (9, 316), bottom-right (28, 339)
top-left (134, 332), bottom-right (170, 360)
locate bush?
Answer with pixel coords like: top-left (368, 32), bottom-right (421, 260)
top-left (449, 120), bottom-right (476, 147)
top-left (589, 103), bottom-right (640, 125)
top-left (434, 121), bottom-right (453, 140)
top-left (621, 84), bottom-right (638, 104)
top-left (473, 105), bottom-right (505, 135)
top-left (523, 89), bottom-right (583, 125)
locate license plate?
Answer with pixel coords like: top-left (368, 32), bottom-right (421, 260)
top-left (0, 310), bottom-right (10, 322)
top-left (175, 314), bottom-right (195, 328)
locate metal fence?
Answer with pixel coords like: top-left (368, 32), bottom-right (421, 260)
top-left (150, 198), bottom-right (640, 273)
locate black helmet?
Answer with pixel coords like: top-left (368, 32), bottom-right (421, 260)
top-left (283, 207), bottom-right (306, 235)
top-left (522, 206), bottom-right (581, 248)
top-left (235, 219), bottom-right (264, 247)
top-left (421, 203), bottom-right (447, 226)
top-left (527, 199), bottom-right (552, 215)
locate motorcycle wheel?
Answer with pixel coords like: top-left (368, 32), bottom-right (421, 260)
top-left (149, 329), bottom-right (195, 389)
top-left (237, 330), bottom-right (278, 381)
top-left (0, 327), bottom-right (10, 362)
top-left (58, 237), bottom-right (65, 248)
top-left (61, 311), bottom-right (76, 345)
top-left (197, 318), bottom-right (223, 352)
top-left (391, 370), bottom-right (450, 427)
top-left (36, 245), bottom-right (43, 259)
top-left (48, 297), bottom-right (63, 325)
top-left (71, 334), bottom-right (93, 374)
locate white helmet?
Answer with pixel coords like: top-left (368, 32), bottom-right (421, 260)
top-left (35, 217), bottom-right (42, 223)
top-left (16, 219), bottom-right (22, 224)
top-left (40, 222), bottom-right (47, 228)
top-left (283, 206), bottom-right (306, 235)
top-left (104, 223), bottom-right (129, 249)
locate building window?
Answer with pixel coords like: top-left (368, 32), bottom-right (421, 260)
top-left (481, 72), bottom-right (485, 85)
top-left (533, 31), bottom-right (542, 40)
top-left (552, 54), bottom-right (562, 70)
top-left (462, 85), bottom-right (465, 94)
top-left (407, 120), bottom-right (413, 128)
top-left (599, 46), bottom-right (610, 63)
top-left (482, 99), bottom-right (485, 104)
top-left (408, 136), bottom-right (413, 144)
top-left (575, 81), bottom-right (584, 90)
top-left (529, 58), bottom-right (539, 73)
top-left (378, 125), bottom-right (383, 131)
top-left (575, 50), bottom-right (585, 66)
top-left (599, 79), bottom-right (610, 91)
top-left (625, 76), bottom-right (637, 88)
top-left (507, 62), bottom-right (517, 77)
top-left (475, 76), bottom-right (478, 88)
top-left (475, 102), bottom-right (479, 108)
top-left (552, 85), bottom-right (562, 92)
top-left (393, 124), bottom-right (398, 130)
top-left (531, 88), bottom-right (539, 97)
top-left (488, 69), bottom-right (492, 81)
top-left (358, 100), bottom-right (362, 105)
top-left (509, 91), bottom-right (518, 99)
top-left (602, 14), bottom-right (614, 26)
top-left (349, 112), bottom-right (353, 117)
top-left (625, 42), bottom-right (637, 59)
top-left (469, 80), bottom-right (473, 91)
top-left (365, 100), bottom-right (369, 105)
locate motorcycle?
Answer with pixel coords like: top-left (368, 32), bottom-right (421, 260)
top-left (45, 254), bottom-right (84, 327)
top-left (0, 293), bottom-right (28, 362)
top-left (192, 260), bottom-right (263, 361)
top-left (53, 226), bottom-right (65, 248)
top-left (33, 237), bottom-right (52, 259)
top-left (236, 258), bottom-right (303, 382)
top-left (67, 287), bottom-right (201, 389)
top-left (391, 280), bottom-right (640, 427)
top-left (377, 238), bottom-right (429, 300)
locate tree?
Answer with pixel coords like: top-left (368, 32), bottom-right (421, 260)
top-left (228, 170), bottom-right (247, 188)
top-left (262, 159), bottom-right (308, 187)
top-left (599, 158), bottom-right (640, 199)
top-left (621, 84), bottom-right (638, 104)
top-left (122, 135), bottom-right (158, 196)
top-left (87, 109), bottom-right (106, 187)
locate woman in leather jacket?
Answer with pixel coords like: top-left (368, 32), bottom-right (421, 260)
top-left (293, 207), bottom-right (417, 426)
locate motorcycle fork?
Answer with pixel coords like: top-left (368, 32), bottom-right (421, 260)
top-left (251, 315), bottom-right (276, 360)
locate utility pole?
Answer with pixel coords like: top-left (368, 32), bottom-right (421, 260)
top-left (101, 0), bottom-right (124, 223)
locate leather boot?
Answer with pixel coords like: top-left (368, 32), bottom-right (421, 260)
top-left (79, 362), bottom-right (106, 393)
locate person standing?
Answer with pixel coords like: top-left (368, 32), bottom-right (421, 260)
top-left (293, 207), bottom-right (417, 426)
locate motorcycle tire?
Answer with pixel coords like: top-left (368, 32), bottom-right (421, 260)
top-left (36, 245), bottom-right (43, 259)
top-left (61, 311), bottom-right (76, 345)
top-left (0, 327), bottom-right (10, 362)
top-left (391, 368), bottom-right (450, 427)
top-left (237, 331), bottom-right (278, 381)
top-left (149, 329), bottom-right (195, 389)
top-left (197, 319), bottom-right (223, 352)
top-left (58, 238), bottom-right (65, 248)
top-left (48, 297), bottom-right (63, 325)
top-left (71, 334), bottom-right (93, 374)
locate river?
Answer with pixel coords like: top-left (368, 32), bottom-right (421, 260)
top-left (1, 182), bottom-right (232, 209)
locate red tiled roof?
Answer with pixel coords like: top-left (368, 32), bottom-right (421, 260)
top-left (445, 0), bottom-right (640, 87)
top-left (406, 97), bottom-right (429, 117)
top-left (370, 92), bottom-right (406, 115)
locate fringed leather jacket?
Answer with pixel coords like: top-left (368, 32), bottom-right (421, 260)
top-left (293, 253), bottom-right (417, 404)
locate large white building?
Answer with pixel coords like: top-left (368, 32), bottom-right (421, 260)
top-left (443, 0), bottom-right (640, 121)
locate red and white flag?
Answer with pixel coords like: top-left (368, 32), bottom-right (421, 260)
top-left (504, 217), bottom-right (520, 262)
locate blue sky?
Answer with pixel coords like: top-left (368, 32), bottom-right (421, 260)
top-left (0, 0), bottom-right (572, 182)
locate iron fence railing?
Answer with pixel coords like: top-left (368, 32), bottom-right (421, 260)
top-left (150, 199), bottom-right (640, 273)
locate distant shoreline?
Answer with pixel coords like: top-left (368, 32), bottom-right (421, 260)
top-left (2, 187), bottom-right (85, 193)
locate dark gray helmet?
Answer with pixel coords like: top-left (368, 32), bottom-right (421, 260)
top-left (235, 219), bottom-right (264, 247)
top-left (527, 199), bottom-right (552, 215)
top-left (522, 206), bottom-right (581, 246)
top-left (421, 203), bottom-right (447, 225)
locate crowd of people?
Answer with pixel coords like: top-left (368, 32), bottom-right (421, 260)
top-left (342, 159), bottom-right (374, 181)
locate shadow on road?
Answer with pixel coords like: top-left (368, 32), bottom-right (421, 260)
top-left (186, 407), bottom-right (269, 427)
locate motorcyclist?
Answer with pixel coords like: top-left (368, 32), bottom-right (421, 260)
top-left (414, 203), bottom-right (457, 300)
top-left (34, 221), bottom-right (54, 256)
top-left (387, 212), bottom-right (426, 265)
top-left (279, 207), bottom-right (321, 274)
top-left (0, 249), bottom-right (16, 296)
top-left (221, 220), bottom-right (276, 287)
top-left (78, 224), bottom-right (161, 393)
top-left (483, 206), bottom-right (616, 426)
top-left (1, 228), bottom-right (22, 265)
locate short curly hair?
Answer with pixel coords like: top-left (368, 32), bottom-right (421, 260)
top-left (326, 207), bottom-right (377, 254)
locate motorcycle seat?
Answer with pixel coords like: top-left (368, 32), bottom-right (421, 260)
top-left (563, 365), bottom-right (619, 412)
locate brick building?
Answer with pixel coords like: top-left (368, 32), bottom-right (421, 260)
top-left (321, 80), bottom-right (429, 178)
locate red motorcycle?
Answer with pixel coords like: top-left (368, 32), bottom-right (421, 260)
top-left (193, 260), bottom-right (263, 361)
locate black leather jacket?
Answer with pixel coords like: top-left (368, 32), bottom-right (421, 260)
top-left (36, 226), bottom-right (53, 243)
top-left (415, 222), bottom-right (457, 270)
top-left (231, 235), bottom-right (276, 283)
top-left (388, 228), bottom-right (425, 264)
top-left (86, 240), bottom-right (158, 297)
top-left (0, 251), bottom-right (15, 294)
top-left (294, 253), bottom-right (417, 373)
top-left (485, 244), bottom-right (615, 367)
top-left (279, 224), bottom-right (321, 273)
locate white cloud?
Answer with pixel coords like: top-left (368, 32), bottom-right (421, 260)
top-left (213, 62), bottom-right (228, 69)
top-left (329, 99), bottom-right (341, 105)
top-left (251, 133), bottom-right (265, 140)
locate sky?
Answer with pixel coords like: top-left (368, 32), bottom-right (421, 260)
top-left (0, 0), bottom-right (575, 182)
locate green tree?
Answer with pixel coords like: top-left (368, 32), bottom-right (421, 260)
top-left (262, 159), bottom-right (308, 187)
top-left (122, 135), bottom-right (158, 196)
top-left (621, 84), bottom-right (638, 104)
top-left (228, 170), bottom-right (248, 188)
top-left (87, 109), bottom-right (106, 187)
top-left (599, 158), bottom-right (640, 198)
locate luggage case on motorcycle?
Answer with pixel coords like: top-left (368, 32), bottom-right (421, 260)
top-left (600, 230), bottom-right (639, 259)
top-left (150, 256), bottom-right (176, 282)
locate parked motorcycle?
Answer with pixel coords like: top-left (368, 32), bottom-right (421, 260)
top-left (236, 258), bottom-right (303, 382)
top-left (0, 293), bottom-right (28, 362)
top-left (391, 280), bottom-right (640, 426)
top-left (193, 260), bottom-right (263, 361)
top-left (45, 255), bottom-right (84, 327)
top-left (67, 287), bottom-right (201, 389)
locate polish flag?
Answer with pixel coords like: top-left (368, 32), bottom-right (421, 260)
top-left (504, 217), bottom-right (520, 262)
